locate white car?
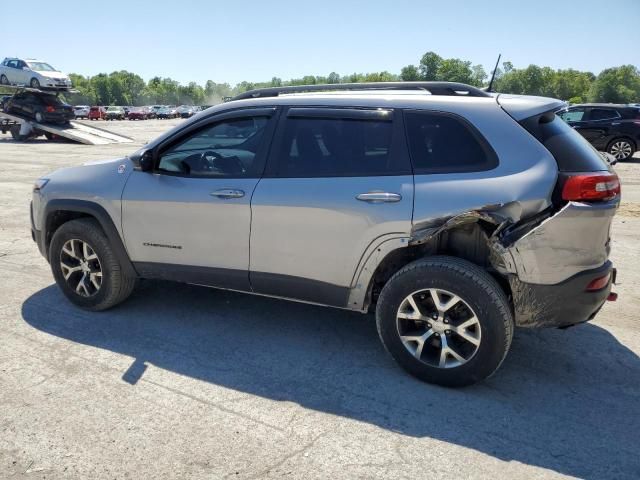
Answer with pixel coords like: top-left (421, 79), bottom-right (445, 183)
top-left (73, 105), bottom-right (90, 119)
top-left (0, 58), bottom-right (72, 89)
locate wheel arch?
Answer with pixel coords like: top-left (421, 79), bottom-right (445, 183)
top-left (353, 221), bottom-right (513, 312)
top-left (43, 199), bottom-right (137, 277)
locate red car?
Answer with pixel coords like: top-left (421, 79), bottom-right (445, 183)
top-left (127, 107), bottom-right (148, 120)
top-left (88, 106), bottom-right (106, 120)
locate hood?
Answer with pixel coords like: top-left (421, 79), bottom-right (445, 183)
top-left (83, 157), bottom-right (127, 167)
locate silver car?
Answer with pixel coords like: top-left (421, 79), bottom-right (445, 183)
top-left (0, 57), bottom-right (72, 89)
top-left (30, 82), bottom-right (620, 387)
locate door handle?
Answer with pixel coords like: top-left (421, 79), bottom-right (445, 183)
top-left (356, 192), bottom-right (402, 203)
top-left (210, 188), bottom-right (245, 199)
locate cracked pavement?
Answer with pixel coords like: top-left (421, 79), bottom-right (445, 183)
top-left (1, 120), bottom-right (639, 479)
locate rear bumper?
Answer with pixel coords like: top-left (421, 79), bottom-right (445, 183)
top-left (510, 261), bottom-right (614, 328)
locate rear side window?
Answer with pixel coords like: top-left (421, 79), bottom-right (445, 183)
top-left (272, 111), bottom-right (409, 177)
top-left (521, 112), bottom-right (608, 172)
top-left (39, 95), bottom-right (62, 106)
top-left (588, 108), bottom-right (620, 121)
top-left (404, 111), bottom-right (498, 174)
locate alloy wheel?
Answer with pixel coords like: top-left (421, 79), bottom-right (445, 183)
top-left (396, 288), bottom-right (481, 368)
top-left (59, 239), bottom-right (103, 297)
top-left (610, 141), bottom-right (633, 160)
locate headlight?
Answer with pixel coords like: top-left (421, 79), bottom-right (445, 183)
top-left (33, 178), bottom-right (49, 192)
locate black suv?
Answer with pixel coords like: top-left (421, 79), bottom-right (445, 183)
top-left (558, 104), bottom-right (640, 160)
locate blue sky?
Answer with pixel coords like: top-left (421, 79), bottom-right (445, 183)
top-left (3, 0), bottom-right (639, 85)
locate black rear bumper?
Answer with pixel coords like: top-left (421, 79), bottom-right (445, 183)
top-left (510, 261), bottom-right (614, 328)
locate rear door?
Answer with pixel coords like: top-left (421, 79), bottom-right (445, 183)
top-left (4, 60), bottom-right (21, 84)
top-left (249, 107), bottom-right (414, 307)
top-left (581, 107), bottom-right (622, 149)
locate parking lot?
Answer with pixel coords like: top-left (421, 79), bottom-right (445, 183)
top-left (1, 119), bottom-right (639, 479)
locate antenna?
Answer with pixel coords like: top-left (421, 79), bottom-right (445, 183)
top-left (487, 53), bottom-right (502, 93)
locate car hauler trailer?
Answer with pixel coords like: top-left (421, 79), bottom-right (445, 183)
top-left (0, 85), bottom-right (132, 145)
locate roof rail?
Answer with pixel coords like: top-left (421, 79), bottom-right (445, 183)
top-left (231, 81), bottom-right (490, 101)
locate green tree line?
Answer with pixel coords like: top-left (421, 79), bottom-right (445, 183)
top-left (66, 51), bottom-right (640, 106)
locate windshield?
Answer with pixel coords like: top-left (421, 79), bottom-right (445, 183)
top-left (27, 62), bottom-right (57, 72)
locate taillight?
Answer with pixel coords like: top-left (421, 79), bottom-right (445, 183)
top-left (562, 173), bottom-right (620, 201)
top-left (45, 106), bottom-right (55, 113)
top-left (586, 273), bottom-right (610, 291)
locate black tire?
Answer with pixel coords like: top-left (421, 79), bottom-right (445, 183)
top-left (9, 124), bottom-right (20, 140)
top-left (49, 218), bottom-right (137, 311)
top-left (376, 256), bottom-right (514, 387)
top-left (30, 77), bottom-right (40, 88)
top-left (0, 74), bottom-right (9, 85)
top-left (607, 137), bottom-right (635, 161)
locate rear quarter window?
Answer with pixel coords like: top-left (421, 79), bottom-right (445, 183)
top-left (404, 111), bottom-right (498, 174)
top-left (521, 112), bottom-right (608, 172)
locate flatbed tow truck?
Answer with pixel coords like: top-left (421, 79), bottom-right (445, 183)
top-left (0, 85), bottom-right (132, 145)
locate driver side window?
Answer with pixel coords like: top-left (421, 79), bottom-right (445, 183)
top-left (158, 115), bottom-right (270, 177)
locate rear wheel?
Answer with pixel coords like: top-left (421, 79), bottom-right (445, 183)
top-left (30, 77), bottom-right (40, 88)
top-left (0, 74), bottom-right (9, 85)
top-left (376, 256), bottom-right (514, 387)
top-left (607, 138), bottom-right (635, 161)
top-left (50, 218), bottom-right (137, 311)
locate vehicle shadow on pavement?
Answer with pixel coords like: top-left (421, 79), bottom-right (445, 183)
top-left (22, 281), bottom-right (640, 479)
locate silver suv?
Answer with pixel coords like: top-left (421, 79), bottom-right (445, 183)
top-left (30, 82), bottom-right (620, 387)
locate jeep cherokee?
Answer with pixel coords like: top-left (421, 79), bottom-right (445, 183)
top-left (30, 82), bottom-right (620, 387)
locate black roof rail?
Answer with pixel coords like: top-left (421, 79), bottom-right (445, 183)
top-left (231, 81), bottom-right (490, 101)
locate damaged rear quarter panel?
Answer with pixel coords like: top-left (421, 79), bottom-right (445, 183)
top-left (504, 200), bottom-right (618, 285)
top-left (412, 103), bottom-right (558, 245)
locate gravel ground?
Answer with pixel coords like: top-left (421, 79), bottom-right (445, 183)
top-left (0, 119), bottom-right (639, 480)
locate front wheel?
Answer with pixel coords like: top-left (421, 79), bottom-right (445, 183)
top-left (30, 77), bottom-right (40, 88)
top-left (607, 138), bottom-right (635, 161)
top-left (376, 256), bottom-right (514, 387)
top-left (50, 218), bottom-right (137, 311)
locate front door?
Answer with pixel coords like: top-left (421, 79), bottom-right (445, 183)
top-left (249, 107), bottom-right (414, 307)
top-left (122, 108), bottom-right (277, 291)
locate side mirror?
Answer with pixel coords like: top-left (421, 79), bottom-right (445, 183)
top-left (139, 150), bottom-right (155, 172)
top-left (129, 150), bottom-right (155, 172)
top-left (22, 66), bottom-right (30, 71)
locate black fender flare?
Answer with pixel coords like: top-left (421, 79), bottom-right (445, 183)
top-left (43, 199), bottom-right (137, 277)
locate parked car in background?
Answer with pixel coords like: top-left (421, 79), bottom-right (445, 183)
top-left (88, 106), bottom-right (106, 120)
top-left (127, 107), bottom-right (148, 120)
top-left (105, 106), bottom-right (126, 120)
top-left (177, 105), bottom-right (195, 118)
top-left (144, 106), bottom-right (157, 119)
top-left (5, 91), bottom-right (74, 124)
top-left (30, 82), bottom-right (619, 387)
top-left (0, 58), bottom-right (72, 89)
top-left (557, 103), bottom-right (640, 161)
top-left (156, 106), bottom-right (177, 119)
top-left (73, 105), bottom-right (90, 119)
